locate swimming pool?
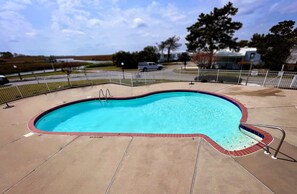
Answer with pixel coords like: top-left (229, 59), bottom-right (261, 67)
top-left (29, 90), bottom-right (273, 156)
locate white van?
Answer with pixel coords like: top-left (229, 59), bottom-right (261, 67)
top-left (138, 62), bottom-right (163, 72)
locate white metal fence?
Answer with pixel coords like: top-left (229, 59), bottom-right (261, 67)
top-left (1, 69), bottom-right (297, 104)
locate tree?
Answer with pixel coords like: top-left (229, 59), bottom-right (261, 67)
top-left (191, 52), bottom-right (214, 68)
top-left (48, 55), bottom-right (57, 71)
top-left (165, 36), bottom-right (181, 62)
top-left (179, 52), bottom-right (191, 68)
top-left (186, 2), bottom-right (242, 67)
top-left (112, 51), bottom-right (137, 69)
top-left (238, 40), bottom-right (249, 48)
top-left (0, 52), bottom-right (13, 59)
top-left (137, 46), bottom-right (159, 62)
top-left (250, 20), bottom-right (297, 70)
top-left (157, 41), bottom-right (167, 62)
top-left (61, 67), bottom-right (72, 86)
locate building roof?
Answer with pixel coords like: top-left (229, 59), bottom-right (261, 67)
top-left (214, 47), bottom-right (257, 57)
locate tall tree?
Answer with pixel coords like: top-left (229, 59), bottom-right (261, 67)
top-left (157, 41), bottom-right (167, 61)
top-left (186, 2), bottom-right (242, 67)
top-left (112, 51), bottom-right (137, 69)
top-left (138, 46), bottom-right (159, 62)
top-left (238, 40), bottom-right (249, 48)
top-left (250, 20), bottom-right (297, 70)
top-left (179, 52), bottom-right (191, 68)
top-left (0, 52), bottom-right (13, 58)
top-left (165, 36), bottom-right (181, 62)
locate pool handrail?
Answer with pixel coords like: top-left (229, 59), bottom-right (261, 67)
top-left (99, 88), bottom-right (111, 101)
top-left (240, 122), bottom-right (286, 159)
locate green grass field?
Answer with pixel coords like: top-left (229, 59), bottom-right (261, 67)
top-left (0, 78), bottom-right (184, 104)
top-left (0, 80), bottom-right (108, 104)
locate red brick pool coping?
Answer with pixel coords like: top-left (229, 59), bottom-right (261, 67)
top-left (28, 89), bottom-right (273, 157)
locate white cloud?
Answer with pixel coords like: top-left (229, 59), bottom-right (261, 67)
top-left (62, 29), bottom-right (85, 35)
top-left (87, 18), bottom-right (101, 27)
top-left (220, 0), bottom-right (269, 16)
top-left (161, 4), bottom-right (186, 22)
top-left (1, 1), bottom-right (26, 11)
top-left (26, 31), bottom-right (37, 37)
top-left (141, 32), bottom-right (159, 38)
top-left (18, 0), bottom-right (32, 4)
top-left (0, 10), bottom-right (36, 39)
top-left (132, 18), bottom-right (147, 28)
top-left (10, 0), bottom-right (297, 55)
top-left (269, 0), bottom-right (297, 14)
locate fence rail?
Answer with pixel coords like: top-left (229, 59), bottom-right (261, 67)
top-left (1, 69), bottom-right (297, 104)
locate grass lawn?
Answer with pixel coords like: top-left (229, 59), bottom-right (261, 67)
top-left (0, 79), bottom-right (109, 104)
top-left (0, 79), bottom-right (184, 104)
top-left (6, 70), bottom-right (86, 80)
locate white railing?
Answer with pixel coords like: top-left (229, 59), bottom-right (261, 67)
top-left (1, 69), bottom-right (297, 105)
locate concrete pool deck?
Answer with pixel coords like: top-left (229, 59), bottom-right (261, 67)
top-left (0, 82), bottom-right (296, 194)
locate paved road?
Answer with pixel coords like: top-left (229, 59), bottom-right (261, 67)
top-left (4, 65), bottom-right (296, 89)
top-left (5, 65), bottom-right (196, 86)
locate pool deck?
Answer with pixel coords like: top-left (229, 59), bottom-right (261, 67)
top-left (0, 82), bottom-right (297, 194)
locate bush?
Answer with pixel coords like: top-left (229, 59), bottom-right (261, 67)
top-left (85, 62), bottom-right (113, 68)
top-left (112, 51), bottom-right (137, 69)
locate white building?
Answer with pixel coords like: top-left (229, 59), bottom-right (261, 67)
top-left (286, 47), bottom-right (297, 71)
top-left (214, 47), bottom-right (262, 69)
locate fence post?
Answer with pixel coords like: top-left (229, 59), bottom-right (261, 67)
top-left (144, 72), bottom-right (147, 85)
top-left (216, 69), bottom-right (220, 82)
top-left (262, 70), bottom-right (269, 87)
top-left (44, 77), bottom-right (51, 92)
top-left (179, 66), bottom-right (182, 82)
top-left (277, 71), bottom-right (284, 88)
top-left (197, 67), bottom-right (200, 81)
top-left (0, 91), bottom-right (14, 109)
top-left (15, 85), bottom-right (23, 98)
top-left (107, 71), bottom-right (111, 83)
top-left (237, 69), bottom-right (242, 85)
top-left (32, 72), bottom-right (40, 84)
top-left (69, 74), bottom-right (72, 87)
top-left (290, 75), bottom-right (297, 88)
top-left (84, 69), bottom-right (93, 85)
top-left (131, 73), bottom-right (133, 87)
top-left (118, 72), bottom-right (122, 85)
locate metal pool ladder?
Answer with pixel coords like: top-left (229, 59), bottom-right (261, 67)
top-left (99, 88), bottom-right (111, 101)
top-left (240, 122), bottom-right (286, 159)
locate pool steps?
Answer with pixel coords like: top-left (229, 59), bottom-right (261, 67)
top-left (240, 123), bottom-right (286, 159)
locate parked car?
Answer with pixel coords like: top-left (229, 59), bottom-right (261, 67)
top-left (138, 62), bottom-right (163, 72)
top-left (0, 75), bottom-right (9, 85)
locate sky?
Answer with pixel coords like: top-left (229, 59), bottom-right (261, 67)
top-left (0, 0), bottom-right (296, 55)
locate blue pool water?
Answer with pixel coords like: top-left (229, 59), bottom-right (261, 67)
top-left (35, 91), bottom-right (260, 151)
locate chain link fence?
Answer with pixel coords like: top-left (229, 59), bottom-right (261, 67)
top-left (1, 69), bottom-right (297, 104)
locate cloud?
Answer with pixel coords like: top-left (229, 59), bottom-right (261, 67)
top-left (26, 31), bottom-right (37, 37)
top-left (132, 18), bottom-right (147, 28)
top-left (269, 0), bottom-right (297, 14)
top-left (61, 29), bottom-right (85, 35)
top-left (9, 39), bottom-right (20, 43)
top-left (87, 18), bottom-right (101, 27)
top-left (141, 32), bottom-right (159, 38)
top-left (229, 0), bottom-right (269, 16)
top-left (1, 1), bottom-right (26, 11)
top-left (4, 0), bottom-right (295, 55)
top-left (162, 4), bottom-right (186, 22)
top-left (0, 10), bottom-right (36, 39)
